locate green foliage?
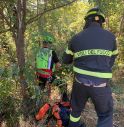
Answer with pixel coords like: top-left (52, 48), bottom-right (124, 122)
top-left (0, 78), bottom-right (20, 127)
top-left (0, 96), bottom-right (19, 127)
top-left (0, 0), bottom-right (124, 126)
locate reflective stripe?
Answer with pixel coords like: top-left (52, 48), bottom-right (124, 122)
top-left (73, 66), bottom-right (112, 78)
top-left (75, 77), bottom-right (81, 84)
top-left (86, 11), bottom-right (105, 18)
top-left (65, 47), bottom-right (74, 56)
top-left (112, 49), bottom-right (118, 55)
top-left (74, 49), bottom-right (112, 58)
top-left (70, 115), bottom-right (80, 122)
top-left (48, 50), bottom-right (52, 69)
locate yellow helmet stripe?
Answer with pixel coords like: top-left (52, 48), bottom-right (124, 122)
top-left (86, 11), bottom-right (105, 19)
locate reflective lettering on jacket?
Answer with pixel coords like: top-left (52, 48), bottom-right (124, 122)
top-left (74, 49), bottom-right (118, 58)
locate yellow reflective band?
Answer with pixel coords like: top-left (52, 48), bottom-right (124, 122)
top-left (73, 66), bottom-right (112, 78)
top-left (86, 11), bottom-right (105, 18)
top-left (74, 49), bottom-right (112, 58)
top-left (65, 47), bottom-right (74, 56)
top-left (70, 115), bottom-right (81, 122)
top-left (112, 49), bottom-right (118, 55)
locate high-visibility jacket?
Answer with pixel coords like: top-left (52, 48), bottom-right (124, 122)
top-left (36, 48), bottom-right (59, 78)
top-left (63, 23), bottom-right (118, 83)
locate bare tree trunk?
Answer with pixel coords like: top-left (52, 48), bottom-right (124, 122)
top-left (13, 0), bottom-right (30, 120)
top-left (15, 0), bottom-right (27, 97)
top-left (106, 16), bottom-right (110, 30)
top-left (10, 0), bottom-right (30, 120)
top-left (118, 13), bottom-right (124, 37)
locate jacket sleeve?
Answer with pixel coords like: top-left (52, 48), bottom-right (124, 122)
top-left (52, 50), bottom-right (59, 63)
top-left (110, 38), bottom-right (118, 68)
top-left (63, 40), bottom-right (74, 64)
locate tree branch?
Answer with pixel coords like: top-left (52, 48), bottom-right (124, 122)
top-left (0, 9), bottom-right (16, 36)
top-left (26, 0), bottom-right (77, 25)
top-left (0, 10), bottom-right (11, 28)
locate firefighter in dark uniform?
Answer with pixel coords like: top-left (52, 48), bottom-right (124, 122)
top-left (63, 7), bottom-right (118, 127)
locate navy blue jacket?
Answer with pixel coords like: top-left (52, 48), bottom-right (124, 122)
top-left (63, 23), bottom-right (118, 84)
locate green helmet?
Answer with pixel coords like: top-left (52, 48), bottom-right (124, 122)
top-left (42, 32), bottom-right (54, 44)
top-left (85, 7), bottom-right (105, 23)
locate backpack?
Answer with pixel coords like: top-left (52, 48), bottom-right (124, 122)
top-left (35, 92), bottom-right (70, 127)
top-left (36, 102), bottom-right (71, 127)
top-left (48, 102), bottom-right (70, 127)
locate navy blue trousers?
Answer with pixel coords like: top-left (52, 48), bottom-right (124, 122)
top-left (68, 80), bottom-right (113, 127)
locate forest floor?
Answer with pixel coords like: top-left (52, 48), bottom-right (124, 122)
top-left (19, 82), bottom-right (124, 127)
top-left (81, 82), bottom-right (124, 127)
top-left (1, 82), bottom-right (124, 127)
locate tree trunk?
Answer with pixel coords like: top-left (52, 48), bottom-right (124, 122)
top-left (13, 0), bottom-right (30, 120)
top-left (15, 0), bottom-right (28, 97)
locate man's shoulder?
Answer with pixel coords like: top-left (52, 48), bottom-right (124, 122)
top-left (102, 29), bottom-right (116, 38)
top-left (70, 31), bottom-right (83, 42)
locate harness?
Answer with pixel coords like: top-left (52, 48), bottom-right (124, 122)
top-left (35, 102), bottom-right (71, 127)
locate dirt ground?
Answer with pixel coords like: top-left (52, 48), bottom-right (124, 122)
top-left (81, 102), bottom-right (124, 127)
top-left (1, 83), bottom-right (124, 127)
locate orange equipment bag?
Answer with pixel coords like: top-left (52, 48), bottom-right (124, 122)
top-left (35, 101), bottom-right (70, 127)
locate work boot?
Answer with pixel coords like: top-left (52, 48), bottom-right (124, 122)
top-left (68, 121), bottom-right (86, 127)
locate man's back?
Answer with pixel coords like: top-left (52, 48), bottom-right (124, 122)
top-left (72, 24), bottom-right (115, 51)
top-left (64, 8), bottom-right (118, 127)
top-left (68, 23), bottom-right (117, 79)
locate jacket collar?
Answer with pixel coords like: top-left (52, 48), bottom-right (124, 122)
top-left (89, 22), bottom-right (101, 28)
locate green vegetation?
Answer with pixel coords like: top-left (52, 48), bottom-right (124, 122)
top-left (0, 0), bottom-right (124, 127)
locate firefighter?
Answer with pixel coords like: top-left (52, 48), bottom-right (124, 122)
top-left (36, 32), bottom-right (61, 90)
top-left (63, 7), bottom-right (118, 127)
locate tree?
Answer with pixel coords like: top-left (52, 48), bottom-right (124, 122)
top-left (0, 0), bottom-right (77, 118)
